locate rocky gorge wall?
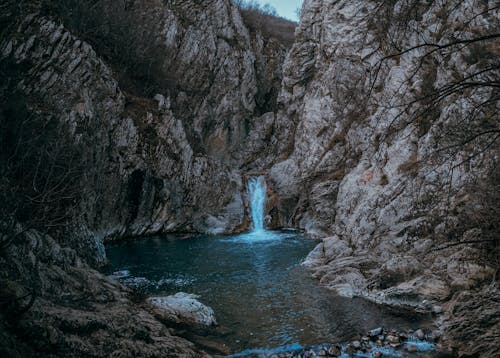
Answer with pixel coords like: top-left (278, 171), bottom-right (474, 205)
top-left (263, 0), bottom-right (499, 356)
top-left (0, 0), bottom-right (288, 356)
top-left (1, 0), bottom-right (290, 244)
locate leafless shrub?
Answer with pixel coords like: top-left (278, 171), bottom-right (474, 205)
top-left (41, 0), bottom-right (178, 97)
top-left (0, 90), bottom-right (85, 243)
top-left (233, 1), bottom-right (297, 47)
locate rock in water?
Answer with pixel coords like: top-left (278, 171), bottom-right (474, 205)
top-left (149, 292), bottom-right (217, 327)
top-left (407, 344), bottom-right (418, 353)
top-left (387, 335), bottom-right (400, 344)
top-left (328, 345), bottom-right (341, 357)
top-left (415, 329), bottom-right (425, 340)
top-left (369, 327), bottom-right (383, 337)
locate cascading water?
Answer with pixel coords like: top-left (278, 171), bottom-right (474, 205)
top-left (106, 179), bottom-right (436, 357)
top-left (247, 176), bottom-right (267, 232)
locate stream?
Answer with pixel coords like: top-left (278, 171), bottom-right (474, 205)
top-left (106, 231), bottom-right (435, 355)
top-left (106, 177), bottom-right (436, 356)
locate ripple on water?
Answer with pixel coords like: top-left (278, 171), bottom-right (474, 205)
top-left (105, 231), bottom-right (435, 355)
top-left (221, 230), bottom-right (300, 243)
top-left (109, 271), bottom-right (196, 290)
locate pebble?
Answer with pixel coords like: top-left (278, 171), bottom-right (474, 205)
top-left (430, 329), bottom-right (442, 342)
top-left (352, 340), bottom-right (361, 349)
top-left (318, 348), bottom-right (327, 356)
top-left (328, 345), bottom-right (341, 357)
top-left (433, 305), bottom-right (443, 314)
top-left (369, 327), bottom-right (383, 337)
top-left (373, 352), bottom-right (382, 358)
top-left (416, 329), bottom-right (425, 340)
top-left (345, 345), bottom-right (355, 355)
top-left (387, 335), bottom-right (400, 344)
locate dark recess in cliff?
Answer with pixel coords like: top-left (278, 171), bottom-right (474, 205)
top-left (127, 170), bottom-right (145, 223)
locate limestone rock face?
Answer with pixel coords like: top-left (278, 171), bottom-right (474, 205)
top-left (105, 0), bottom-right (288, 165)
top-left (270, 0), bottom-right (498, 355)
top-left (149, 293), bottom-right (217, 327)
top-left (0, 0), bottom-right (288, 355)
top-left (0, 0), bottom-right (290, 243)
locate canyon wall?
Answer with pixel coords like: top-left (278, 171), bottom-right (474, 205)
top-left (0, 0), bottom-right (287, 356)
top-left (266, 0), bottom-right (498, 356)
top-left (1, 0), bottom-right (289, 244)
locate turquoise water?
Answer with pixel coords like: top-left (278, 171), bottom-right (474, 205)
top-left (106, 231), bottom-right (432, 354)
top-left (247, 176), bottom-right (267, 231)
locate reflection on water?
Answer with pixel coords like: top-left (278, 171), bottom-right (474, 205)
top-left (106, 231), bottom-right (431, 353)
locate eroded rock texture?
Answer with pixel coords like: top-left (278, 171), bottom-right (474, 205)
top-left (0, 229), bottom-right (203, 357)
top-left (0, 0), bottom-right (288, 355)
top-left (0, 0), bottom-right (290, 242)
top-left (266, 0), bottom-right (499, 356)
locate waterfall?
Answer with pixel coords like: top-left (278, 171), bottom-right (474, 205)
top-left (247, 176), bottom-right (267, 232)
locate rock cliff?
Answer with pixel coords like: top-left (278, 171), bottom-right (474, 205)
top-left (1, 0), bottom-right (290, 243)
top-left (0, 0), bottom-right (288, 355)
top-left (266, 0), bottom-right (498, 356)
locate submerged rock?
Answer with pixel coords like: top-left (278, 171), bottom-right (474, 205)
top-left (149, 292), bottom-right (217, 327)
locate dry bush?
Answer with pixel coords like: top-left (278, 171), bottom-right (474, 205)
top-left (0, 93), bottom-right (85, 241)
top-left (234, 1), bottom-right (297, 47)
top-left (41, 0), bottom-right (178, 97)
top-left (240, 9), bottom-right (296, 47)
top-left (462, 163), bottom-right (500, 244)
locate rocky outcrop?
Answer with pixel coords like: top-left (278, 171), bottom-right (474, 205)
top-left (87, 0), bottom-right (288, 165)
top-left (149, 293), bottom-right (217, 327)
top-left (266, 0), bottom-right (498, 355)
top-left (0, 0), bottom-right (290, 355)
top-left (0, 229), bottom-right (203, 357)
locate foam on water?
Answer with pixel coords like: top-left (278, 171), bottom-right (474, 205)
top-left (222, 230), bottom-right (299, 243)
top-left (247, 176), bottom-right (267, 232)
top-left (229, 342), bottom-right (304, 357)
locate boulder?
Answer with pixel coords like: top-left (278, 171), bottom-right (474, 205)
top-left (149, 292), bottom-right (217, 327)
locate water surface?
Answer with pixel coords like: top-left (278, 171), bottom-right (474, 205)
top-left (106, 231), bottom-right (432, 353)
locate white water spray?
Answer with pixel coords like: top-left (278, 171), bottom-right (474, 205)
top-left (247, 176), bottom-right (267, 232)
